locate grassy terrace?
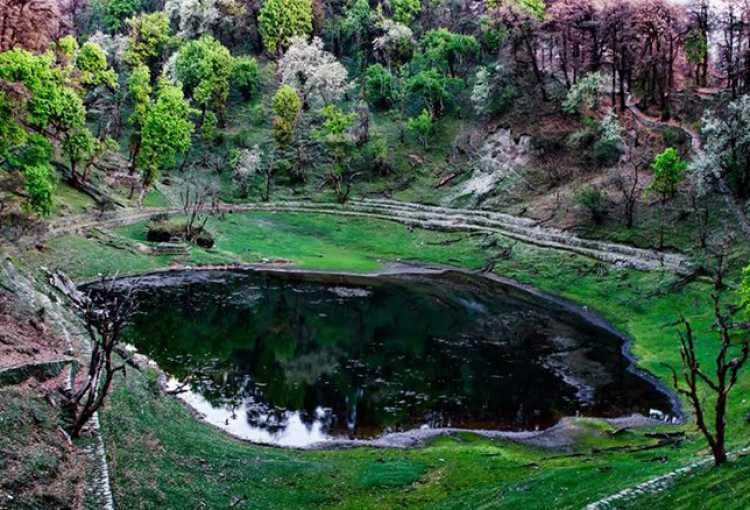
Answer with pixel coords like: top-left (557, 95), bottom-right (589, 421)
top-left (15, 210), bottom-right (750, 509)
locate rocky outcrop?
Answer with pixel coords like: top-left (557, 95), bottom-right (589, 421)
top-left (0, 0), bottom-right (63, 53)
top-left (453, 128), bottom-right (531, 203)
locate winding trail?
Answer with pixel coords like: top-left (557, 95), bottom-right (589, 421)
top-left (39, 198), bottom-right (693, 275)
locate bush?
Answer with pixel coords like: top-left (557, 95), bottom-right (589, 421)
top-left (232, 56), bottom-right (261, 100)
top-left (592, 139), bottom-right (621, 166)
top-left (575, 186), bottom-right (608, 225)
top-left (364, 64), bottom-right (396, 109)
top-left (145, 219), bottom-right (215, 248)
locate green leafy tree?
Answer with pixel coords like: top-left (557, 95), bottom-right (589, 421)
top-left (175, 35), bottom-right (233, 123)
top-left (124, 12), bottom-right (171, 74)
top-left (316, 105), bottom-right (357, 202)
top-left (258, 0), bottom-right (313, 54)
top-left (76, 41), bottom-right (118, 89)
top-left (22, 164), bottom-right (57, 216)
top-left (575, 186), bottom-right (609, 225)
top-left (649, 147), bottom-right (686, 201)
top-left (127, 64), bottom-right (152, 172)
top-left (232, 56), bottom-right (261, 100)
top-left (364, 64), bottom-right (396, 109)
top-left (406, 69), bottom-right (461, 117)
top-left (406, 109), bottom-right (433, 148)
top-left (648, 147), bottom-right (686, 249)
top-left (137, 80), bottom-right (194, 195)
top-left (101, 0), bottom-right (144, 32)
top-left (418, 29), bottom-right (480, 78)
top-left (0, 49), bottom-right (89, 214)
top-left (271, 84), bottom-right (302, 148)
top-left (392, 0), bottom-right (421, 25)
top-left (62, 129), bottom-right (97, 183)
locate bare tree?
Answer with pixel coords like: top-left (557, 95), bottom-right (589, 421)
top-left (69, 278), bottom-right (133, 438)
top-left (611, 137), bottom-right (646, 228)
top-left (180, 176), bottom-right (218, 242)
top-left (668, 290), bottom-right (750, 467)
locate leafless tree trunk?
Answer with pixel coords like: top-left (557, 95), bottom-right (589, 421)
top-left (69, 279), bottom-right (133, 438)
top-left (667, 291), bottom-right (750, 467)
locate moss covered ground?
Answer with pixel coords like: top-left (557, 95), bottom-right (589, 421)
top-left (14, 209), bottom-right (750, 509)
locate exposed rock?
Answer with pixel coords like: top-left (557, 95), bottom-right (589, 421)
top-left (452, 128), bottom-right (531, 203)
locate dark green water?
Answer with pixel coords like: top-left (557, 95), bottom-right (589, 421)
top-left (91, 269), bottom-right (673, 447)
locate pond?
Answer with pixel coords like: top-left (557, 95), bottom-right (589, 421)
top-left (88, 269), bottom-right (675, 447)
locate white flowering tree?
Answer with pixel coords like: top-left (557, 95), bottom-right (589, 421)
top-left (562, 72), bottom-right (603, 115)
top-left (231, 145), bottom-right (262, 197)
top-left (165, 0), bottom-right (220, 40)
top-left (373, 19), bottom-right (414, 68)
top-left (278, 37), bottom-right (350, 108)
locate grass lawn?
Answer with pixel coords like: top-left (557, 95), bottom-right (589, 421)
top-left (14, 210), bottom-right (750, 509)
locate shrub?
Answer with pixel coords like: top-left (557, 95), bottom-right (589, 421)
top-left (575, 186), bottom-right (608, 225)
top-left (364, 64), bottom-right (396, 109)
top-left (232, 56), bottom-right (261, 101)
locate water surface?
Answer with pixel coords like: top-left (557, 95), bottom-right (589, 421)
top-left (93, 269), bottom-right (673, 447)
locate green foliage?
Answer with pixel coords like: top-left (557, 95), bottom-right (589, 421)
top-left (563, 72), bottom-right (603, 115)
top-left (316, 105), bottom-right (357, 201)
top-left (392, 0), bottom-right (421, 25)
top-left (138, 80), bottom-right (194, 187)
top-left (575, 186), bottom-right (608, 225)
top-left (175, 35), bottom-right (233, 119)
top-left (406, 109), bottom-right (433, 148)
top-left (648, 148), bottom-right (686, 199)
top-left (101, 0), bottom-right (144, 32)
top-left (471, 64), bottom-right (516, 117)
top-left (128, 64), bottom-right (152, 128)
top-left (487, 0), bottom-right (545, 18)
top-left (739, 264), bottom-right (750, 315)
top-left (231, 56), bottom-right (261, 101)
top-left (271, 85), bottom-right (302, 147)
top-left (62, 129), bottom-right (97, 173)
top-left (258, 0), bottom-right (313, 54)
top-left (479, 15), bottom-right (506, 52)
top-left (364, 64), bottom-right (396, 109)
top-left (418, 29), bottom-right (479, 77)
top-left (685, 28), bottom-right (708, 66)
top-left (124, 12), bottom-right (171, 70)
top-left (22, 164), bottom-right (56, 216)
top-left (200, 111), bottom-right (218, 143)
top-left (0, 48), bottom-right (87, 214)
top-left (406, 69), bottom-right (461, 116)
top-left (76, 42), bottom-right (118, 89)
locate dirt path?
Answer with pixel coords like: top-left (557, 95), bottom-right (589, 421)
top-left (34, 198), bottom-right (693, 275)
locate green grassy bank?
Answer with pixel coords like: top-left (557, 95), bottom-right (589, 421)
top-left (15, 210), bottom-right (750, 509)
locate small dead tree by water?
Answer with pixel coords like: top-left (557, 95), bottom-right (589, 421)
top-left (69, 279), bottom-right (133, 438)
top-left (667, 291), bottom-right (750, 466)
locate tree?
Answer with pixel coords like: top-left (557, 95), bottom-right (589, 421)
top-left (575, 186), bottom-right (608, 225)
top-left (418, 29), bottom-right (480, 78)
top-left (692, 96), bottom-right (750, 198)
top-left (175, 35), bottom-right (233, 123)
top-left (471, 63), bottom-right (516, 117)
top-left (278, 36), bottom-right (350, 108)
top-left (610, 140), bottom-right (646, 229)
top-left (257, 0), bottom-right (312, 54)
top-left (76, 41), bottom-right (118, 89)
top-left (372, 19), bottom-right (414, 68)
top-left (0, 49), bottom-right (88, 214)
top-left (127, 64), bottom-right (152, 173)
top-left (271, 84), bottom-right (302, 148)
top-left (649, 147), bottom-right (686, 200)
top-left (316, 104), bottom-right (357, 202)
top-left (232, 56), bottom-right (261, 100)
top-left (406, 109), bottom-right (433, 148)
top-left (562, 72), bottom-right (603, 115)
top-left (364, 64), bottom-right (396, 109)
top-left (648, 147), bottom-right (686, 249)
top-left (406, 69), bottom-right (461, 117)
top-left (137, 80), bottom-right (194, 197)
top-left (391, 0), bottom-right (420, 25)
top-left (124, 12), bottom-right (171, 75)
top-left (68, 278), bottom-right (134, 438)
top-left (165, 0), bottom-right (221, 40)
top-left (231, 145), bottom-right (262, 197)
top-left (101, 0), bottom-right (144, 33)
top-left (668, 288), bottom-right (749, 467)
top-left (62, 128), bottom-right (96, 183)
